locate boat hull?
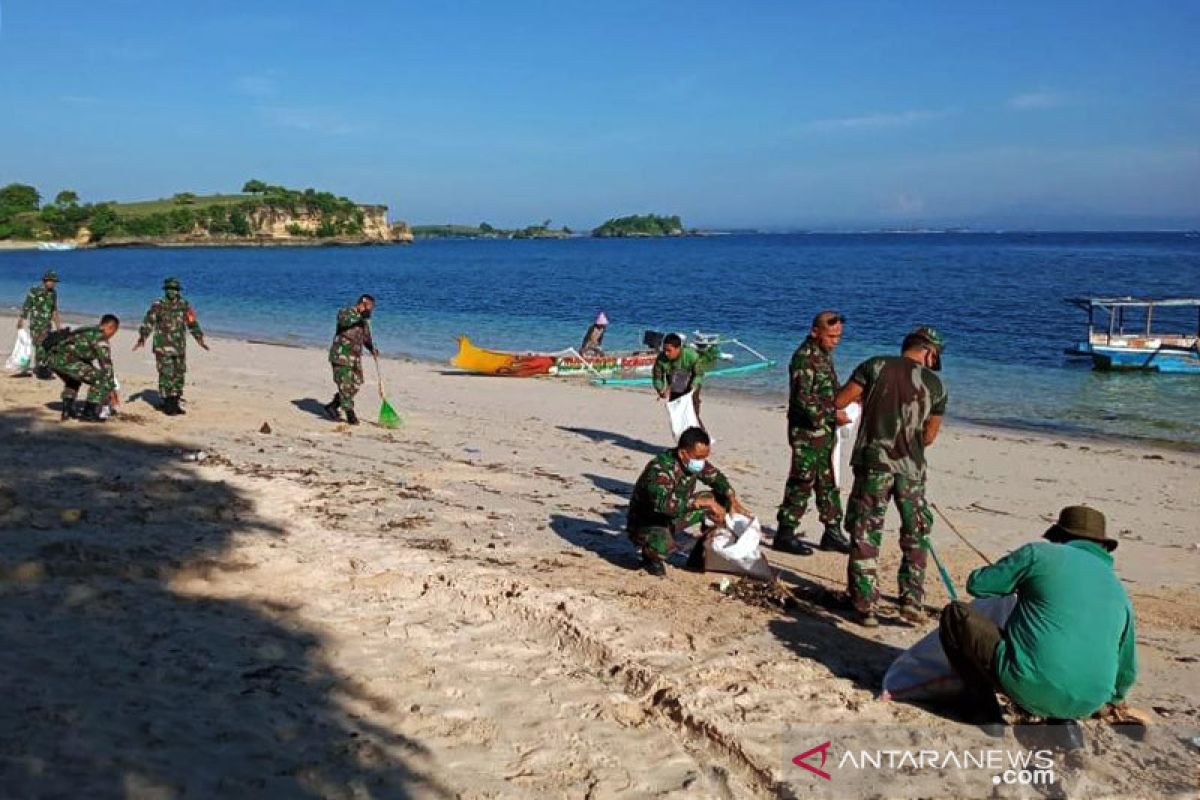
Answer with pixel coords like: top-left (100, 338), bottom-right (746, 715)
top-left (1077, 343), bottom-right (1200, 374)
top-left (451, 335), bottom-right (656, 377)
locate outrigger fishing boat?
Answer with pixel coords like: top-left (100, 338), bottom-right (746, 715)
top-left (1064, 296), bottom-right (1200, 374)
top-left (450, 330), bottom-right (776, 381)
top-left (451, 335), bottom-right (658, 378)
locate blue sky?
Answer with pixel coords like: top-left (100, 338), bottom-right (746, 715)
top-left (1, 1), bottom-right (1197, 229)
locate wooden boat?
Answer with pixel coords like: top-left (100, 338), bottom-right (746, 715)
top-left (1064, 297), bottom-right (1200, 374)
top-left (451, 335), bottom-right (657, 378)
top-left (593, 332), bottom-right (776, 386)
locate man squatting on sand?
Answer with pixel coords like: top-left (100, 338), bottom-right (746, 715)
top-left (134, 277), bottom-right (209, 416)
top-left (774, 309), bottom-right (853, 557)
top-left (626, 426), bottom-right (749, 577)
top-left (835, 326), bottom-right (947, 628)
top-left (46, 314), bottom-right (120, 422)
top-left (324, 294), bottom-right (377, 426)
top-left (940, 505), bottom-right (1137, 734)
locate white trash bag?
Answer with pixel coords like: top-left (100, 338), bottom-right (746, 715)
top-left (666, 390), bottom-right (701, 441)
top-left (832, 401), bottom-right (861, 489)
top-left (5, 328), bottom-right (33, 372)
top-left (704, 513), bottom-right (774, 582)
top-left (880, 595), bottom-right (1017, 702)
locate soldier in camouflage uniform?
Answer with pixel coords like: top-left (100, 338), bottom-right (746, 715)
top-left (626, 426), bottom-right (748, 577)
top-left (134, 277), bottom-right (208, 416)
top-left (652, 333), bottom-right (707, 429)
top-left (325, 294), bottom-right (377, 425)
top-left (834, 326), bottom-right (947, 627)
top-left (47, 314), bottom-right (120, 422)
top-left (17, 270), bottom-right (63, 379)
top-left (775, 310), bottom-right (854, 556)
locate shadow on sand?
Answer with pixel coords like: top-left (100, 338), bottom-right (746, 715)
top-left (0, 409), bottom-right (445, 798)
top-left (557, 426), bottom-right (664, 456)
top-left (291, 397), bottom-right (331, 419)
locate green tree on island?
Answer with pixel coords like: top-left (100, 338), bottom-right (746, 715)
top-left (591, 213), bottom-right (685, 238)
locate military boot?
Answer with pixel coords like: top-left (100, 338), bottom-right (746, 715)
top-left (323, 395), bottom-right (341, 421)
top-left (60, 400), bottom-right (78, 421)
top-left (819, 524), bottom-right (852, 554)
top-left (169, 396), bottom-right (186, 415)
top-left (345, 408), bottom-right (359, 425)
top-left (79, 402), bottom-right (104, 423)
top-left (35, 366), bottom-right (53, 380)
top-left (772, 526), bottom-right (814, 556)
top-left (161, 397), bottom-right (180, 416)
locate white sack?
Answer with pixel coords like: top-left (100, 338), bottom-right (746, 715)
top-left (666, 390), bottom-right (701, 441)
top-left (704, 514), bottom-right (774, 581)
top-left (5, 328), bottom-right (33, 372)
top-left (881, 595), bottom-right (1017, 702)
top-left (832, 401), bottom-right (861, 488)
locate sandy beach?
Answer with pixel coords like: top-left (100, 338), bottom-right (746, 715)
top-left (1, 314), bottom-right (1197, 798)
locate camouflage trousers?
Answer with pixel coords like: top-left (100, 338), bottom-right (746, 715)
top-left (154, 353), bottom-right (187, 397)
top-left (51, 360), bottom-right (114, 405)
top-left (629, 490), bottom-right (728, 563)
top-left (331, 360), bottom-right (364, 412)
top-left (30, 325), bottom-right (51, 370)
top-left (777, 428), bottom-right (842, 531)
top-left (844, 468), bottom-right (932, 614)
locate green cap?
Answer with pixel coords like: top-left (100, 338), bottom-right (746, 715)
top-left (42, 270), bottom-right (59, 282)
top-left (163, 277), bottom-right (182, 290)
top-left (904, 326), bottom-right (945, 370)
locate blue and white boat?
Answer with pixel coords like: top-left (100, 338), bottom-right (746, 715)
top-left (1065, 297), bottom-right (1200, 374)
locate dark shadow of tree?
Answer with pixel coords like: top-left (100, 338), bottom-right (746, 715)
top-left (0, 409), bottom-right (447, 799)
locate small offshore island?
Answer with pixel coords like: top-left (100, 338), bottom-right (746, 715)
top-left (412, 213), bottom-right (691, 240)
top-left (0, 180), bottom-right (413, 247)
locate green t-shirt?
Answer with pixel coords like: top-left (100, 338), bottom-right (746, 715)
top-left (848, 355), bottom-right (947, 479)
top-left (968, 540), bottom-right (1137, 719)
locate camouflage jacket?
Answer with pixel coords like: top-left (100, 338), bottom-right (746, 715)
top-left (138, 296), bottom-right (204, 356)
top-left (627, 449), bottom-right (734, 532)
top-left (51, 327), bottom-right (114, 383)
top-left (20, 286), bottom-right (58, 334)
top-left (329, 307), bottom-right (375, 365)
top-left (787, 337), bottom-right (838, 437)
top-left (651, 346), bottom-right (705, 395)
top-left (847, 355), bottom-right (948, 480)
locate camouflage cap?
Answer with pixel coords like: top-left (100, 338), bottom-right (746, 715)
top-left (904, 326), bottom-right (945, 371)
top-left (163, 276), bottom-right (182, 290)
top-left (42, 270), bottom-right (59, 282)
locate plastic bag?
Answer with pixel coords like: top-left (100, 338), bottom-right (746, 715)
top-left (704, 514), bottom-right (774, 581)
top-left (880, 595), bottom-right (1017, 702)
top-left (5, 328), bottom-right (33, 372)
top-left (666, 390), bottom-right (701, 441)
top-left (832, 401), bottom-right (861, 488)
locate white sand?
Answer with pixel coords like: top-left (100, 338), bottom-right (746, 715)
top-left (1, 316), bottom-right (1197, 798)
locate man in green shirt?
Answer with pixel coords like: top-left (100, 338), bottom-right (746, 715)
top-left (835, 326), bottom-right (947, 627)
top-left (940, 505), bottom-right (1137, 731)
top-left (652, 333), bottom-right (706, 429)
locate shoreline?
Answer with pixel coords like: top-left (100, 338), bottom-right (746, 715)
top-left (5, 304), bottom-right (1198, 453)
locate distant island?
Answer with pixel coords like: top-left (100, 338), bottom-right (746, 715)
top-left (411, 220), bottom-right (573, 240)
top-left (592, 213), bottom-right (686, 238)
top-left (0, 180), bottom-right (412, 246)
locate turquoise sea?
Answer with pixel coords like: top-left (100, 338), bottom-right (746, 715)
top-left (2, 233), bottom-right (1198, 446)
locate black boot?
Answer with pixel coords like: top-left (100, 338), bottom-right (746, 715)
top-left (345, 408), bottom-right (359, 425)
top-left (641, 555), bottom-right (666, 577)
top-left (169, 396), bottom-right (186, 415)
top-left (685, 538), bottom-right (707, 572)
top-left (79, 401), bottom-right (104, 423)
top-left (60, 400), bottom-right (78, 421)
top-left (35, 366), bottom-right (53, 380)
top-left (819, 524), bottom-right (852, 554)
top-left (773, 526), bottom-right (814, 556)
top-left (161, 396), bottom-right (179, 416)
top-left (323, 395), bottom-right (341, 421)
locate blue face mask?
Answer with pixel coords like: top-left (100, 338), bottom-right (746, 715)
top-left (685, 458), bottom-right (706, 474)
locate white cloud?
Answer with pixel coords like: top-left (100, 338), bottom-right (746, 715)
top-left (801, 109), bottom-right (949, 132)
top-left (234, 74), bottom-right (279, 98)
top-left (259, 106), bottom-right (366, 136)
top-left (1007, 91), bottom-right (1066, 110)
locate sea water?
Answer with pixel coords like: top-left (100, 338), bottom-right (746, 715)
top-left (2, 233), bottom-right (1198, 445)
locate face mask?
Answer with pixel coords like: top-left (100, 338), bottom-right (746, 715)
top-left (685, 458), bottom-right (706, 474)
top-left (360, 309), bottom-right (372, 319)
